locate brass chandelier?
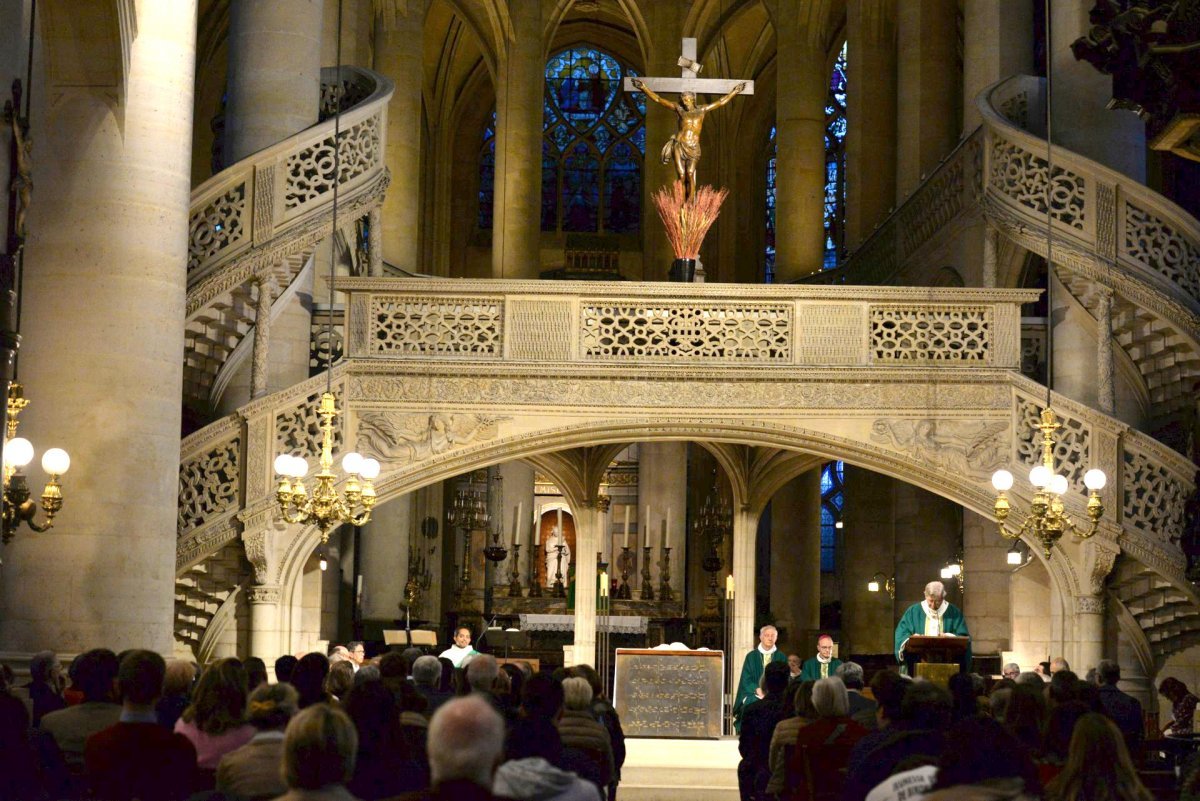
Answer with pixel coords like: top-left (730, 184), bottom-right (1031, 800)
top-left (990, 408), bottom-right (1105, 559)
top-left (3, 383), bottom-right (70, 542)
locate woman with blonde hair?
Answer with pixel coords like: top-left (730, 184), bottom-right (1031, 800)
top-left (275, 703), bottom-right (360, 801)
top-left (215, 681), bottom-right (299, 801)
top-left (1044, 713), bottom-right (1152, 801)
top-left (174, 658), bottom-right (255, 773)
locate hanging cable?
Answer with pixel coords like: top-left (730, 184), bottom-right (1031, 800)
top-left (1043, 0), bottom-right (1053, 408)
top-left (326, 0), bottom-right (344, 396)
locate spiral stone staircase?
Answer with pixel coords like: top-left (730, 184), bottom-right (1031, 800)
top-left (170, 68), bottom-right (1200, 678)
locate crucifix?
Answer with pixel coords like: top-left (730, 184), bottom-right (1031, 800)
top-left (624, 38), bottom-right (755, 202)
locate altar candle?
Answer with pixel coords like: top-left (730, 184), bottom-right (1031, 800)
top-left (726, 574), bottom-right (735, 599)
top-left (622, 506), bottom-right (630, 548)
top-left (534, 511), bottom-right (541, 546)
top-left (513, 502), bottom-right (523, 546)
top-left (644, 505), bottom-right (651, 548)
top-left (665, 507), bottom-right (671, 548)
top-left (557, 507), bottom-right (563, 543)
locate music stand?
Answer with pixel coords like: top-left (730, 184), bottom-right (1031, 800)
top-left (906, 635), bottom-right (968, 686)
top-left (482, 627), bottom-right (529, 660)
top-left (384, 629), bottom-right (438, 651)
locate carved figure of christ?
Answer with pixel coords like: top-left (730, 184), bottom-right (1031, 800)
top-left (624, 38), bottom-right (754, 202)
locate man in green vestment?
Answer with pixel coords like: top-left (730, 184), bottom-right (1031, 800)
top-left (798, 633), bottom-right (843, 681)
top-left (733, 624), bottom-right (788, 733)
top-left (894, 580), bottom-right (971, 675)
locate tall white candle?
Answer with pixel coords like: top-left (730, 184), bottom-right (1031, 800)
top-left (534, 510), bottom-right (541, 546)
top-left (644, 505), bottom-right (651, 548)
top-left (557, 507), bottom-right (563, 543)
top-left (622, 506), bottom-right (630, 548)
top-left (514, 502), bottom-right (523, 546)
top-left (665, 507), bottom-right (671, 548)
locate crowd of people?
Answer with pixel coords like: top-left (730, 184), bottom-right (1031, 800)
top-left (734, 641), bottom-right (1197, 801)
top-left (0, 642), bottom-right (625, 801)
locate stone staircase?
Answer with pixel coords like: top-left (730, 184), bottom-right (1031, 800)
top-left (1109, 556), bottom-right (1200, 667)
top-left (173, 541), bottom-right (251, 662)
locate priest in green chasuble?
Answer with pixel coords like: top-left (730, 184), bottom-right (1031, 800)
top-left (798, 633), bottom-right (842, 681)
top-left (894, 580), bottom-right (971, 675)
top-left (734, 624), bottom-right (788, 732)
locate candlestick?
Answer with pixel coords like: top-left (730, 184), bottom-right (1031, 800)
top-left (640, 545), bottom-right (655, 600)
top-left (659, 546), bottom-right (674, 602)
top-left (507, 543), bottom-right (523, 597)
top-left (527, 533), bottom-right (543, 597)
top-left (660, 518), bottom-right (667, 551)
top-left (622, 506), bottom-right (630, 548)
top-left (513, 502), bottom-right (522, 546)
top-left (552, 544), bottom-right (567, 598)
top-left (616, 546), bottom-right (633, 599)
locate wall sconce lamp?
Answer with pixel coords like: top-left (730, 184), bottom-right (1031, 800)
top-left (867, 572), bottom-right (895, 599)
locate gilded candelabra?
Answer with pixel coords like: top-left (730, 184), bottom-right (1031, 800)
top-left (274, 392), bottom-right (378, 541)
top-left (991, 408), bottom-right (1105, 559)
top-left (659, 546), bottom-right (674, 602)
top-left (2, 383), bottom-right (70, 542)
top-left (640, 545), bottom-right (655, 600)
top-left (615, 546), bottom-right (633, 599)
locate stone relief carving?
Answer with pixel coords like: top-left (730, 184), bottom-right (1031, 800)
top-left (285, 114), bottom-right (381, 211)
top-left (189, 184), bottom-right (248, 276)
top-left (356, 411), bottom-right (509, 463)
top-left (242, 528), bottom-right (273, 585)
top-left (1075, 595), bottom-right (1105, 615)
top-left (177, 436), bottom-right (240, 538)
top-left (869, 418), bottom-right (1008, 475)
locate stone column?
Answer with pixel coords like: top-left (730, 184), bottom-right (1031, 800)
top-left (895, 0), bottom-right (959, 202)
top-left (774, 8), bottom-right (831, 280)
top-left (368, 207), bottom-right (383, 277)
top-left (845, 0), bottom-right (897, 250)
top-left (1097, 289), bottom-right (1115, 415)
top-left (373, 2), bottom-right (424, 271)
top-left (962, 508), bottom-right (1012, 655)
top-left (731, 506), bottom-right (760, 683)
top-left (982, 225), bottom-right (999, 288)
top-left (639, 0), bottom-right (687, 279)
top-left (962, 0), bottom-right (1033, 132)
top-left (570, 501), bottom-right (601, 666)
top-left (841, 467), bottom-right (896, 655)
top-left (491, 0), bottom-right (543, 279)
top-left (769, 471), bottom-right (821, 646)
top-left (638, 443), bottom-right (687, 590)
top-left (1050, 272), bottom-right (1100, 410)
top-left (358, 493), bottom-right (412, 622)
top-left (246, 585), bottom-right (283, 674)
top-left (1050, 0), bottom-right (1145, 182)
top-left (0, 1), bottom-right (198, 655)
top-left (250, 275), bottom-right (275, 399)
top-left (225, 0), bottom-right (323, 164)
top-left (1074, 594), bottom-right (1105, 671)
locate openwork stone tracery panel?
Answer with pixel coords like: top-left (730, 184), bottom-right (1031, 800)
top-left (1122, 203), bottom-right (1200, 300)
top-left (1014, 395), bottom-right (1090, 494)
top-left (178, 436), bottom-right (241, 537)
top-left (189, 184), bottom-right (248, 276)
top-left (1123, 445), bottom-right (1187, 545)
top-left (284, 115), bottom-right (381, 211)
top-left (369, 296), bottom-right (503, 356)
top-left (508, 299), bottom-right (573, 361)
top-left (275, 388), bottom-right (344, 461)
top-left (989, 137), bottom-right (1087, 231)
top-left (869, 306), bottom-right (991, 363)
top-left (580, 302), bottom-right (792, 361)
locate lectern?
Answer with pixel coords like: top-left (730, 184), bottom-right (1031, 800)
top-left (906, 635), bottom-right (968, 686)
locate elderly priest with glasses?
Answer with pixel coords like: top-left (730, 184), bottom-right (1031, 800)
top-left (895, 580), bottom-right (971, 675)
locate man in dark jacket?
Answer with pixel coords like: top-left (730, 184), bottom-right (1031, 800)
top-left (1096, 659), bottom-right (1144, 755)
top-left (738, 661), bottom-right (791, 801)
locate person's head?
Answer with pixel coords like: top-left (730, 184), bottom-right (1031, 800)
top-left (1049, 670), bottom-right (1079, 706)
top-left (816, 634), bottom-right (834, 659)
top-left (437, 657), bottom-right (455, 692)
top-left (1016, 671), bottom-right (1044, 687)
top-left (870, 669), bottom-right (909, 725)
top-left (1004, 683), bottom-right (1048, 754)
top-left (343, 679), bottom-right (400, 754)
top-left (399, 647), bottom-right (423, 675)
top-left (466, 653), bottom-right (499, 694)
top-left (812, 676), bottom-right (849, 718)
top-left (1037, 661), bottom-right (1052, 677)
top-left (989, 687), bottom-right (1013, 721)
top-left (900, 680), bottom-right (953, 731)
top-left (1002, 662), bottom-right (1021, 681)
top-left (427, 695), bottom-right (505, 787)
top-left (185, 657), bottom-right (249, 735)
top-left (347, 641), bottom-right (365, 666)
top-left (835, 661), bottom-right (865, 691)
top-left (1159, 676), bottom-right (1189, 703)
top-left (1051, 713), bottom-right (1152, 801)
top-left (924, 581), bottom-right (946, 610)
top-left (118, 650), bottom-right (165, 707)
top-left (243, 656), bottom-right (268, 690)
top-left (275, 654), bottom-right (298, 684)
top-left (246, 681), bottom-right (298, 731)
top-left (162, 659), bottom-right (197, 698)
top-left (758, 625), bottom-right (778, 650)
top-left (1044, 700), bottom-right (1090, 761)
top-left (325, 660), bottom-right (355, 699)
top-left (933, 716), bottom-right (1040, 793)
top-left (29, 651), bottom-right (62, 688)
top-left (1097, 659), bottom-right (1121, 686)
top-left (947, 672), bottom-right (977, 719)
top-left (787, 654), bottom-right (802, 675)
top-left (412, 655), bottom-right (441, 688)
top-left (681, 91), bottom-right (696, 109)
top-left (569, 664), bottom-right (603, 702)
top-left (1050, 657), bottom-right (1070, 674)
top-left (562, 676), bottom-right (594, 711)
top-left (283, 703), bottom-right (358, 790)
top-left (454, 626), bottom-right (472, 648)
top-left (353, 664), bottom-right (380, 687)
top-left (520, 674), bottom-right (564, 721)
top-left (72, 648), bottom-right (120, 702)
top-left (763, 661), bottom-right (791, 697)
top-left (291, 652), bottom-right (331, 708)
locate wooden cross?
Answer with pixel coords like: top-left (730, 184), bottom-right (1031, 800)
top-left (622, 38), bottom-right (755, 97)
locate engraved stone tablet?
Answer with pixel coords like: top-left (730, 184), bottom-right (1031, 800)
top-left (613, 648), bottom-right (724, 739)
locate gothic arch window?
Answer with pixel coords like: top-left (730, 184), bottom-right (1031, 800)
top-left (820, 460), bottom-right (844, 573)
top-left (542, 46), bottom-right (645, 233)
top-left (765, 42), bottom-right (847, 276)
top-left (478, 111), bottom-right (497, 230)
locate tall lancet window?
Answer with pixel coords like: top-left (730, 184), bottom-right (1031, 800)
top-left (820, 461), bottom-right (844, 573)
top-left (824, 43), bottom-right (848, 269)
top-left (765, 126), bottom-right (777, 282)
top-left (541, 46), bottom-right (645, 233)
top-left (478, 111), bottom-right (497, 230)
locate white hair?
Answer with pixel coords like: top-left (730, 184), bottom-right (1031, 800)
top-left (812, 677), bottom-right (849, 718)
top-left (924, 581), bottom-right (946, 598)
top-left (759, 624), bottom-right (778, 635)
top-left (428, 696), bottom-right (504, 786)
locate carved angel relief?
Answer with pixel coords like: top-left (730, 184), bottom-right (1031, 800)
top-left (870, 418), bottom-right (1008, 475)
top-left (356, 412), bottom-right (509, 463)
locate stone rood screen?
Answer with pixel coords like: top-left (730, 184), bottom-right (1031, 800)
top-left (613, 648), bottom-right (724, 738)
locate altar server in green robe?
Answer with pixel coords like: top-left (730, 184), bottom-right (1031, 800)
top-left (733, 624), bottom-right (788, 733)
top-left (894, 580), bottom-right (971, 675)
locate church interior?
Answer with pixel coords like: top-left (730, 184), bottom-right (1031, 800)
top-left (4, 0), bottom-right (1200, 792)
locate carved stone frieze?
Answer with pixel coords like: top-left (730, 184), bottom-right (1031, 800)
top-left (242, 528), bottom-right (274, 585)
top-left (176, 520), bottom-right (240, 571)
top-left (244, 585), bottom-right (282, 604)
top-left (1075, 595), bottom-right (1105, 615)
top-left (869, 418), bottom-right (1008, 476)
top-left (356, 411), bottom-right (508, 463)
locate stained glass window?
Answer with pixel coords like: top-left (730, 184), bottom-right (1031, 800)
top-left (825, 43), bottom-right (848, 269)
top-left (765, 125), bottom-right (777, 282)
top-left (819, 460), bottom-right (844, 573)
top-left (478, 111), bottom-right (497, 230)
top-left (540, 46), bottom-right (645, 233)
